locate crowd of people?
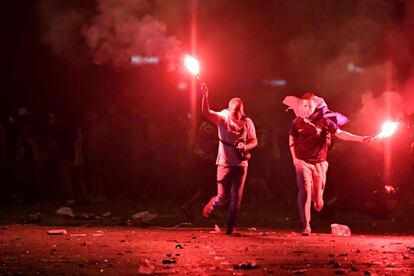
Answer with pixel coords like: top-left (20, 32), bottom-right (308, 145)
top-left (0, 94), bottom-right (413, 235)
top-left (0, 105), bottom-right (282, 206)
top-left (0, 107), bottom-right (194, 204)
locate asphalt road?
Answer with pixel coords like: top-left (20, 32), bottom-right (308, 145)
top-left (1, 225), bottom-right (414, 275)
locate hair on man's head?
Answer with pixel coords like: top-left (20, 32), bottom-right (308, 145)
top-left (301, 92), bottom-right (316, 100)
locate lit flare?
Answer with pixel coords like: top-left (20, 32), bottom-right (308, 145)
top-left (184, 55), bottom-right (200, 77)
top-left (376, 121), bottom-right (399, 138)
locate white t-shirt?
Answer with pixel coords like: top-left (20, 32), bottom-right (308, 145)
top-left (216, 109), bottom-right (256, 166)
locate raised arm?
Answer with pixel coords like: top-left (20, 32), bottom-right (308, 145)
top-left (201, 82), bottom-right (221, 125)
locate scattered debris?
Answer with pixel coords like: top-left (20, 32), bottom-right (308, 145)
top-left (70, 234), bottom-right (87, 237)
top-left (209, 224), bottom-right (221, 234)
top-left (162, 259), bottom-right (177, 264)
top-left (131, 211), bottom-right (159, 226)
top-left (56, 207), bottom-right (75, 217)
top-left (233, 261), bottom-right (259, 270)
top-left (93, 231), bottom-right (103, 237)
top-left (47, 229), bottom-right (67, 235)
top-left (331, 224), bottom-right (351, 237)
top-left (138, 259), bottom-right (155, 275)
top-left (332, 261), bottom-right (341, 268)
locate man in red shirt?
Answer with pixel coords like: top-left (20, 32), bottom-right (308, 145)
top-left (288, 92), bottom-right (372, 235)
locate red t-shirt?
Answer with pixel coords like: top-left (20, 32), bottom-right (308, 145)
top-left (290, 117), bottom-right (338, 164)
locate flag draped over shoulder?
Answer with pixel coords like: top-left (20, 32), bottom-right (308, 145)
top-left (282, 95), bottom-right (349, 127)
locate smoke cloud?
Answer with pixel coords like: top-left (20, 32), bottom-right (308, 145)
top-left (351, 91), bottom-right (404, 133)
top-left (82, 0), bottom-right (181, 67)
top-left (38, 0), bottom-right (181, 67)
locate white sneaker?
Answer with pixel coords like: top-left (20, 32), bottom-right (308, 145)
top-left (302, 226), bottom-right (311, 236)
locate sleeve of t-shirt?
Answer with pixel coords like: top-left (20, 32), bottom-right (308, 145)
top-left (246, 118), bottom-right (257, 141)
top-left (290, 120), bottom-right (298, 137)
top-left (217, 109), bottom-right (229, 125)
top-left (326, 119), bottom-right (339, 134)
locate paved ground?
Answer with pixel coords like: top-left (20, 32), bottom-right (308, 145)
top-left (1, 200), bottom-right (414, 274)
top-left (1, 225), bottom-right (414, 275)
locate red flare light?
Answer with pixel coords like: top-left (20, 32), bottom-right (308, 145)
top-left (376, 121), bottom-right (399, 138)
top-left (184, 55), bottom-right (200, 76)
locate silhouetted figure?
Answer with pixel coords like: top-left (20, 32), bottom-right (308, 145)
top-left (180, 120), bottom-right (217, 222)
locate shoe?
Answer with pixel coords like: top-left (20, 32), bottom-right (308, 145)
top-left (302, 226), bottom-right (311, 236)
top-left (314, 199), bottom-right (324, 212)
top-left (203, 197), bottom-right (216, 218)
top-left (226, 227), bottom-right (241, 236)
top-left (226, 227), bottom-right (233, 235)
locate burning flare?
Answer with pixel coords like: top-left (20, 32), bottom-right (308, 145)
top-left (376, 121), bottom-right (399, 138)
top-left (184, 55), bottom-right (200, 77)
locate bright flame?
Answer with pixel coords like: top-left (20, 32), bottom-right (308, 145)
top-left (184, 55), bottom-right (200, 76)
top-left (377, 121), bottom-right (399, 138)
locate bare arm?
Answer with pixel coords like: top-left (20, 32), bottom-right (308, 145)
top-left (335, 129), bottom-right (362, 142)
top-left (289, 135), bottom-right (298, 160)
top-left (201, 82), bottom-right (221, 125)
top-left (244, 134), bottom-right (258, 151)
top-left (335, 129), bottom-right (371, 143)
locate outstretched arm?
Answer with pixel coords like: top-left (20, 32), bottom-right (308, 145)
top-left (335, 129), bottom-right (372, 143)
top-left (201, 82), bottom-right (221, 125)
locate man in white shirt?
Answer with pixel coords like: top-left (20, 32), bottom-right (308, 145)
top-left (200, 82), bottom-right (257, 235)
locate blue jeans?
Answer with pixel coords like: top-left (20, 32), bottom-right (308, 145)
top-left (210, 165), bottom-right (248, 229)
